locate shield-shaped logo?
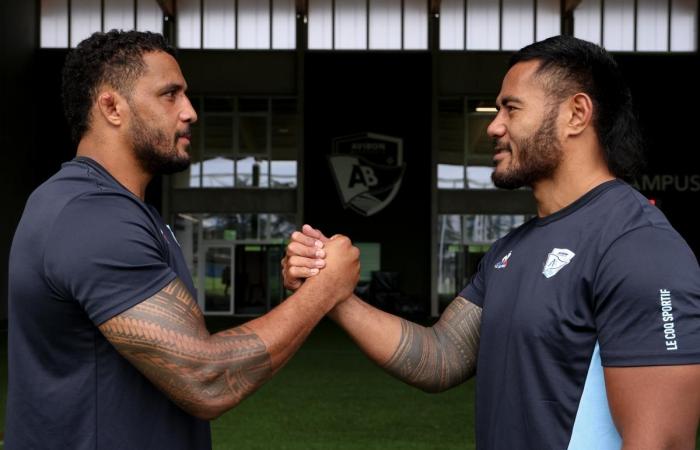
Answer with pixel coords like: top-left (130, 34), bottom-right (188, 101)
top-left (542, 248), bottom-right (576, 278)
top-left (329, 132), bottom-right (406, 216)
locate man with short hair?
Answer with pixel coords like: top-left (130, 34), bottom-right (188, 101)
top-left (284, 35), bottom-right (700, 449)
top-left (7, 30), bottom-right (360, 450)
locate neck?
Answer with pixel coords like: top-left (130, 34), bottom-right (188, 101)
top-left (76, 132), bottom-right (152, 200)
top-left (531, 141), bottom-right (615, 217)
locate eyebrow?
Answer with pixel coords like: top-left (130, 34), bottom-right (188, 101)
top-left (497, 95), bottom-right (524, 108)
top-left (158, 82), bottom-right (186, 95)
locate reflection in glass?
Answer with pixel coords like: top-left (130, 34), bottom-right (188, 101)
top-left (236, 157), bottom-right (270, 187)
top-left (201, 157), bottom-right (234, 187)
top-left (204, 247), bottom-right (232, 312)
top-left (438, 164), bottom-right (465, 189)
top-left (271, 161), bottom-right (297, 187)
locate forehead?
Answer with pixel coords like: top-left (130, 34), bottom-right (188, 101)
top-left (137, 51), bottom-right (186, 87)
top-left (497, 60), bottom-right (547, 105)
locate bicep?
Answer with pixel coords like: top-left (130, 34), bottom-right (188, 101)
top-left (605, 365), bottom-right (700, 448)
top-left (99, 278), bottom-right (271, 418)
top-left (98, 278), bottom-right (212, 402)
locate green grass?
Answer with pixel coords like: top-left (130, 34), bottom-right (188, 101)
top-left (208, 319), bottom-right (473, 450)
top-left (3, 319), bottom-right (699, 449)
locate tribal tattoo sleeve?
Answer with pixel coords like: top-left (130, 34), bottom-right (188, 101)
top-left (99, 278), bottom-right (272, 418)
top-left (382, 297), bottom-right (481, 393)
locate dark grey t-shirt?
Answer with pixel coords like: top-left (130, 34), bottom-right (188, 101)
top-left (7, 157), bottom-right (211, 449)
top-left (460, 179), bottom-right (700, 450)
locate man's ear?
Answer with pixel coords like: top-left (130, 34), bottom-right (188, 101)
top-left (564, 92), bottom-right (594, 137)
top-left (95, 89), bottom-right (126, 127)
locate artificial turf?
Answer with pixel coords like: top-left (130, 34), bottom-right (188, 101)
top-left (2, 318), bottom-right (699, 449)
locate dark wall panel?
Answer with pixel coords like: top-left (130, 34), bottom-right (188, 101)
top-left (617, 54), bottom-right (700, 255)
top-left (1, 0), bottom-right (37, 321)
top-left (304, 52), bottom-right (432, 313)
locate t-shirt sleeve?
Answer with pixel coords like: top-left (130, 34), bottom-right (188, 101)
top-left (459, 252), bottom-right (490, 307)
top-left (44, 192), bottom-right (177, 325)
top-left (594, 226), bottom-right (700, 367)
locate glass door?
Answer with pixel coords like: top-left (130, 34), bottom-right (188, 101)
top-left (199, 244), bottom-right (234, 315)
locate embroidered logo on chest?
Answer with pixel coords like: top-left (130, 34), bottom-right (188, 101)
top-left (494, 251), bottom-right (512, 269)
top-left (542, 248), bottom-right (575, 278)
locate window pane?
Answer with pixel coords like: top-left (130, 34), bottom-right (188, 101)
top-left (369, 0), bottom-right (402, 50)
top-left (173, 214), bottom-right (198, 281)
top-left (136, 0), bottom-right (162, 33)
top-left (466, 99), bottom-right (496, 165)
top-left (70, 0), bottom-right (101, 48)
top-left (536, 0), bottom-right (560, 41)
top-left (404, 0), bottom-right (428, 50)
top-left (466, 166), bottom-right (494, 189)
top-left (637, 0), bottom-right (669, 51)
top-left (436, 214), bottom-right (462, 299)
top-left (202, 157), bottom-right (235, 187)
top-left (438, 99), bottom-right (464, 189)
top-left (41, 0), bottom-right (69, 48)
top-left (204, 115), bottom-right (234, 155)
top-left (335, 0), bottom-right (367, 49)
top-left (271, 99), bottom-right (298, 188)
top-left (502, 0), bottom-right (534, 51)
top-left (438, 165), bottom-right (465, 189)
top-left (239, 98), bottom-right (269, 113)
top-left (356, 242), bottom-right (381, 282)
top-left (204, 0), bottom-right (235, 49)
top-left (204, 247), bottom-right (232, 312)
top-left (273, 0), bottom-right (296, 49)
top-left (236, 157), bottom-right (269, 187)
top-left (270, 161), bottom-right (297, 187)
top-left (238, 0), bottom-right (271, 49)
top-left (440, 0), bottom-right (465, 50)
top-left (466, 0), bottom-right (500, 50)
top-left (177, 0), bottom-right (201, 49)
top-left (574, 0), bottom-right (601, 45)
top-left (265, 213), bottom-right (296, 239)
top-left (104, 0), bottom-right (134, 32)
top-left (239, 116), bottom-right (269, 155)
top-left (308, 0), bottom-right (333, 49)
top-left (603, 0), bottom-right (635, 51)
top-left (671, 0), bottom-right (697, 51)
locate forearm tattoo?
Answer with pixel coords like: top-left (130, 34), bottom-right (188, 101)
top-left (99, 278), bottom-right (272, 417)
top-left (383, 297), bottom-right (481, 392)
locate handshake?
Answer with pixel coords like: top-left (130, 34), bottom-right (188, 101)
top-left (281, 224), bottom-right (361, 309)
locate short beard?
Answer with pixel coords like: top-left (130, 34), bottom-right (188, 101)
top-left (130, 108), bottom-right (191, 176)
top-left (492, 107), bottom-right (562, 190)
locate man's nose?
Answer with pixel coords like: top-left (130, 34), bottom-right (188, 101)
top-left (181, 96), bottom-right (198, 124)
top-left (486, 113), bottom-right (505, 138)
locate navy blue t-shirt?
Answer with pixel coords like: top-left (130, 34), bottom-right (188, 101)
top-left (7, 157), bottom-right (211, 449)
top-left (460, 180), bottom-right (700, 450)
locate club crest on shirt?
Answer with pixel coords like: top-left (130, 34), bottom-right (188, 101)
top-left (494, 251), bottom-right (512, 269)
top-left (542, 248), bottom-right (575, 278)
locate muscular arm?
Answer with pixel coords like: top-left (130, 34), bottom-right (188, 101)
top-left (605, 365), bottom-right (700, 449)
top-left (100, 237), bottom-right (358, 421)
top-left (329, 294), bottom-right (481, 393)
